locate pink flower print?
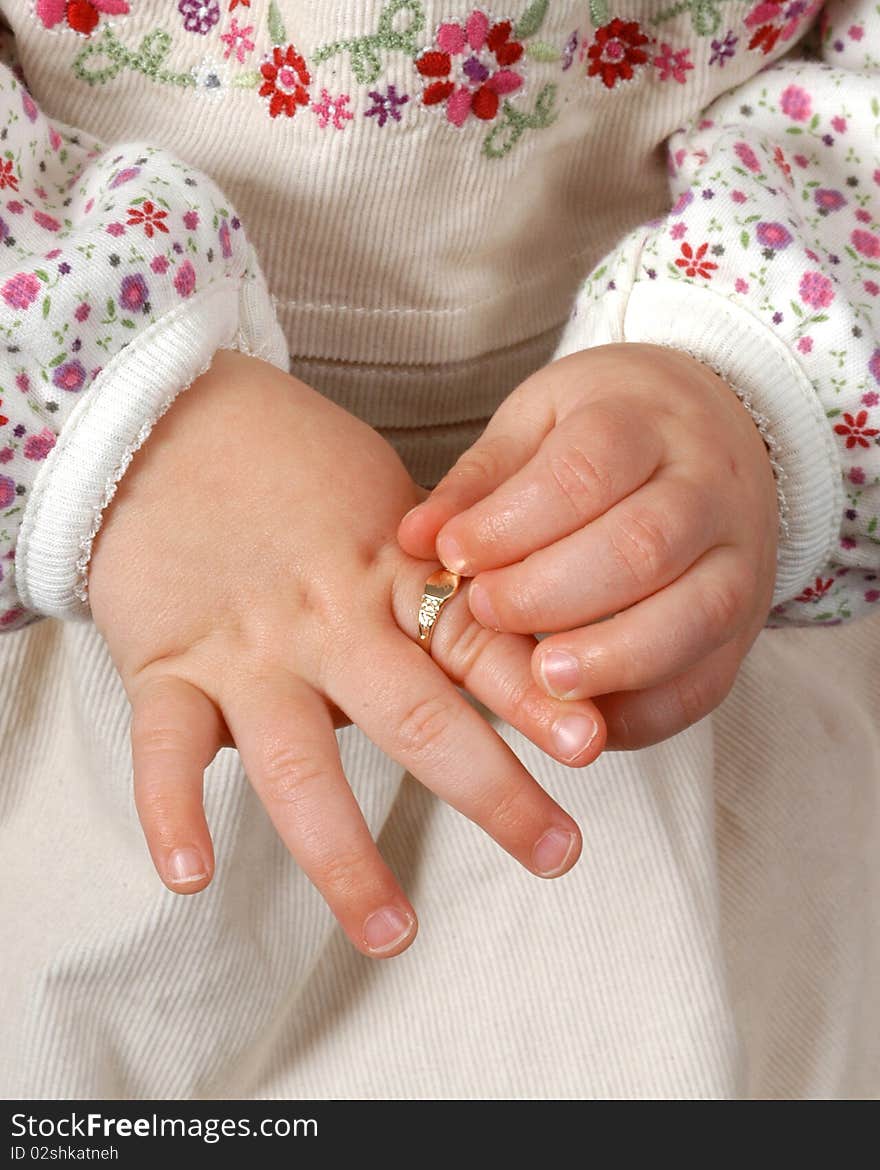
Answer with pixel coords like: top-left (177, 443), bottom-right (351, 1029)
top-left (2, 273), bottom-right (40, 310)
top-left (849, 467), bottom-right (866, 485)
top-left (799, 270), bottom-right (834, 308)
top-left (119, 273), bottom-right (149, 313)
top-left (864, 391), bottom-right (880, 407)
top-left (794, 154), bottom-right (809, 168)
top-left (218, 219), bottom-right (232, 259)
top-left (183, 210), bottom-right (200, 231)
top-left (734, 141), bottom-right (761, 173)
top-left (174, 260), bottom-right (196, 298)
top-left (865, 280), bottom-right (880, 296)
top-left (869, 349), bottom-right (880, 384)
top-left (6, 201), bottom-right (23, 215)
top-left (731, 190), bottom-right (747, 203)
top-left (24, 428), bottom-right (56, 461)
top-left (15, 372), bottom-right (29, 393)
top-left (0, 475), bottom-right (15, 508)
top-left (220, 19), bottom-right (254, 63)
top-left (756, 221), bottom-right (792, 249)
top-left (670, 221), bottom-right (687, 240)
top-left (49, 127), bottom-right (62, 152)
top-left (311, 89), bottom-right (354, 131)
top-left (831, 115), bottom-right (847, 134)
top-left (834, 410), bottom-right (879, 449)
top-left (21, 89), bottom-right (38, 123)
top-left (74, 302), bottom-right (90, 322)
top-left (849, 24), bottom-right (864, 41)
top-left (109, 166), bottom-right (141, 189)
top-left (797, 336), bottom-right (813, 353)
top-left (852, 229), bottom-right (880, 258)
top-left (150, 255), bottom-right (170, 274)
top-left (814, 188), bottom-right (846, 213)
top-left (653, 43), bottom-right (693, 84)
top-left (33, 210), bottom-right (61, 232)
top-left (416, 12), bottom-right (524, 126)
top-left (780, 84), bottom-right (811, 121)
top-left (105, 223), bottom-right (125, 237)
top-left (856, 209), bottom-right (872, 224)
top-left (735, 278), bottom-right (749, 293)
top-left (866, 590), bottom-right (880, 604)
top-left (52, 359), bottom-right (86, 393)
top-left (0, 448), bottom-right (13, 463)
top-left (670, 189), bottom-right (693, 216)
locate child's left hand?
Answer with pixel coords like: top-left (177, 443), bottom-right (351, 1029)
top-left (398, 343), bottom-right (779, 750)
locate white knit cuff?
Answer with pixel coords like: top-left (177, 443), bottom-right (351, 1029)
top-left (16, 268), bottom-right (288, 622)
top-left (557, 279), bottom-right (843, 607)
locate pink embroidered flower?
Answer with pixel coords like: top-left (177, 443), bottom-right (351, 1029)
top-left (756, 221), bottom-right (792, 250)
top-left (119, 273), bottom-right (149, 313)
top-left (416, 11), bottom-right (524, 125)
top-left (780, 84), bottom-right (811, 121)
top-left (834, 410), bottom-right (879, 449)
top-left (33, 210), bottom-right (61, 232)
top-left (52, 359), bottom-right (86, 393)
top-left (174, 260), bottom-right (196, 298)
top-left (183, 210), bottom-right (200, 231)
top-left (35, 0), bottom-right (130, 37)
top-left (1, 273), bottom-right (40, 310)
top-left (653, 43), bottom-right (693, 83)
top-left (585, 18), bottom-right (649, 89)
top-left (0, 160), bottom-right (19, 192)
top-left (674, 241), bottom-right (718, 279)
top-left (220, 18), bottom-right (254, 63)
top-left (734, 141), bottom-right (761, 173)
top-left (311, 89), bottom-right (354, 131)
top-left (24, 427), bottom-right (56, 461)
top-left (852, 229), bottom-right (880, 258)
top-left (259, 44), bottom-right (311, 120)
top-left (799, 270), bottom-right (834, 308)
top-left (74, 301), bottom-right (90, 322)
top-left (150, 255), bottom-right (170, 274)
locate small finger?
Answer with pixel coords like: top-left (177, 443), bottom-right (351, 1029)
top-left (130, 673), bottom-right (224, 894)
top-left (534, 546), bottom-right (752, 699)
top-left (221, 670), bottom-right (417, 958)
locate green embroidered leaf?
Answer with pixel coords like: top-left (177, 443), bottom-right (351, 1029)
top-left (268, 0), bottom-right (287, 46)
top-left (692, 0), bottom-right (723, 37)
top-left (526, 41), bottom-right (560, 61)
top-left (48, 352), bottom-right (67, 367)
top-left (785, 126), bottom-right (803, 134)
top-left (588, 0), bottom-right (610, 26)
top-left (34, 270), bottom-right (49, 283)
top-left (233, 72), bottom-right (263, 88)
top-left (790, 300), bottom-right (803, 317)
top-left (42, 296), bottom-right (50, 318)
top-left (515, 0), bottom-right (550, 39)
top-left (740, 231), bottom-right (749, 249)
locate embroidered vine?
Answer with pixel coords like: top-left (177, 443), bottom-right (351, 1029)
top-left (73, 28), bottom-right (196, 89)
top-left (483, 81), bottom-right (557, 157)
top-left (313, 0), bottom-right (426, 85)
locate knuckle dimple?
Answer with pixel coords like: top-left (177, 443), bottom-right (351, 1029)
top-left (259, 744), bottom-right (327, 805)
top-left (395, 695), bottom-right (455, 761)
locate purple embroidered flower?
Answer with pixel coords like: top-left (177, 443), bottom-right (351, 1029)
top-left (799, 271), bottom-right (835, 308)
top-left (780, 84), bottom-right (811, 122)
top-left (231, 216), bottom-right (240, 230)
top-left (218, 219), bottom-right (232, 259)
top-left (756, 222), bottom-right (793, 249)
top-left (814, 188), bottom-right (847, 213)
top-left (0, 475), bottom-right (15, 508)
top-left (119, 273), bottom-right (150, 313)
top-left (174, 260), bottom-right (196, 299)
top-left (365, 85), bottom-right (410, 127)
top-left (178, 0), bottom-right (220, 36)
top-left (709, 30), bottom-right (738, 66)
top-left (1, 273), bottom-right (41, 311)
top-left (109, 166), bottom-right (141, 189)
top-left (52, 360), bottom-right (86, 394)
top-left (561, 30), bottom-right (578, 71)
top-left (24, 428), bottom-right (56, 461)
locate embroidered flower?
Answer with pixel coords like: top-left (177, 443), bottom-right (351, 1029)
top-left (24, 428), bottom-right (56, 461)
top-left (0, 160), bottom-right (18, 192)
top-left (178, 0), bottom-right (220, 36)
top-left (852, 229), bottom-right (880, 258)
top-left (799, 270), bottom-right (834, 307)
top-left (795, 576), bottom-right (833, 603)
top-left (709, 30), bottom-right (738, 66)
top-left (259, 44), bottom-right (311, 120)
top-left (35, 0), bottom-right (130, 37)
top-left (174, 260), bottom-right (197, 298)
top-left (755, 221), bottom-right (792, 249)
top-left (126, 201), bottom-right (169, 239)
top-left (416, 11), bottom-right (524, 126)
top-left (311, 89), bottom-right (354, 131)
top-left (653, 44), bottom-right (693, 84)
top-left (780, 84), bottom-right (811, 122)
top-left (191, 58), bottom-right (230, 99)
top-left (52, 359), bottom-right (87, 393)
top-left (119, 273), bottom-right (149, 313)
top-left (220, 18), bottom-right (255, 63)
top-left (834, 410), bottom-right (879, 449)
top-left (1, 273), bottom-right (40, 311)
top-left (364, 86), bottom-right (409, 127)
top-left (585, 19), bottom-right (649, 90)
top-left (674, 241), bottom-right (718, 279)
top-left (745, 0), bottom-right (822, 56)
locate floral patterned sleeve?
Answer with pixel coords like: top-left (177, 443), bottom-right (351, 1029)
top-left (554, 0), bottom-right (880, 627)
top-left (0, 54), bottom-right (287, 635)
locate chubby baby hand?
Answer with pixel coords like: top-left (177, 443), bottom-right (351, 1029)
top-left (399, 343), bottom-right (779, 749)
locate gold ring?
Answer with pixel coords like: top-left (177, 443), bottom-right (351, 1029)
top-left (417, 569), bottom-right (463, 652)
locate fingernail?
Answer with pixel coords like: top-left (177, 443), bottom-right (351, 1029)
top-left (469, 582), bottom-right (500, 629)
top-left (539, 649), bottom-right (581, 698)
top-left (437, 535), bottom-right (469, 575)
top-left (551, 714), bottom-right (598, 763)
top-left (363, 906), bottom-right (414, 954)
top-left (532, 828), bottom-right (578, 877)
top-left (168, 847), bottom-right (208, 884)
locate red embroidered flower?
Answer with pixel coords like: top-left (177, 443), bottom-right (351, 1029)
top-left (744, 0), bottom-right (823, 56)
top-left (585, 19), bottom-right (650, 89)
top-left (259, 44), bottom-right (311, 119)
top-left (0, 160), bottom-right (18, 192)
top-left (795, 576), bottom-right (833, 603)
top-left (674, 241), bottom-right (718, 279)
top-left (416, 10), bottom-right (524, 125)
top-left (34, 0), bottom-right (130, 37)
top-left (834, 410), bottom-right (879, 450)
top-left (126, 201), bottom-right (170, 239)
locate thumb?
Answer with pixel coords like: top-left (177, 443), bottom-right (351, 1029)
top-left (397, 393), bottom-right (549, 564)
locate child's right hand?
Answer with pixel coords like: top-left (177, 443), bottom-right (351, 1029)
top-left (87, 348), bottom-right (605, 958)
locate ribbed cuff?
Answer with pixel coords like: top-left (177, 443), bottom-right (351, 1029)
top-left (559, 278), bottom-right (843, 607)
top-left (16, 267), bottom-right (288, 621)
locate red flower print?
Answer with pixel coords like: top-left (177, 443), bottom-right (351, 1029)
top-left (259, 44), bottom-right (311, 119)
top-left (772, 144), bottom-right (792, 185)
top-left (416, 10), bottom-right (524, 126)
top-left (0, 160), bottom-right (18, 192)
top-left (834, 410), bottom-right (879, 450)
top-left (34, 0), bottom-right (130, 37)
top-left (585, 19), bottom-right (649, 89)
top-left (795, 576), bottom-right (833, 603)
top-left (674, 241), bottom-right (718, 279)
top-left (126, 201), bottom-right (170, 239)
